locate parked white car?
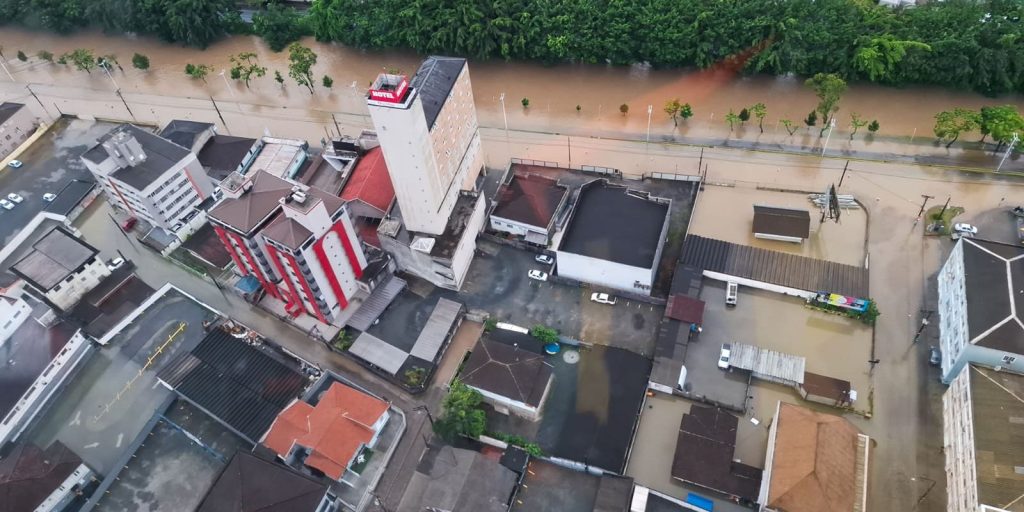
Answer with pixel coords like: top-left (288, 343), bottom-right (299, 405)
top-left (725, 282), bottom-right (738, 306)
top-left (107, 257), bottom-right (126, 272)
top-left (7, 160), bottom-right (22, 168)
top-left (7, 193), bottom-right (23, 203)
top-left (527, 269), bottom-right (549, 281)
top-left (590, 292), bottom-right (617, 305)
top-left (0, 199), bottom-right (14, 210)
top-left (535, 254), bottom-right (554, 265)
top-left (42, 193), bottom-right (57, 202)
top-left (718, 343), bottom-right (732, 370)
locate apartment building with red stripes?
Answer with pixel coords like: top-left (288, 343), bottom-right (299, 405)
top-left (208, 170), bottom-right (368, 324)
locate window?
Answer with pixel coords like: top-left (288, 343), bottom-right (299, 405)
top-left (1003, 355), bottom-right (1017, 364)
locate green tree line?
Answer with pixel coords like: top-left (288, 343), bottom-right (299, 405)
top-left (2, 0), bottom-right (1023, 95)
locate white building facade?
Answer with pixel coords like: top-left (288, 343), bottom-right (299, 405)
top-left (0, 102), bottom-right (35, 160)
top-left (82, 125), bottom-right (215, 232)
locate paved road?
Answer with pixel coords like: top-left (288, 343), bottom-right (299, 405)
top-left (31, 80), bottom-right (1024, 511)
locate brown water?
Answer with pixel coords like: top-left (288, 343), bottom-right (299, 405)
top-left (2, 27), bottom-right (1022, 140)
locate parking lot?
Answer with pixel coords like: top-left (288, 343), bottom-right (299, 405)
top-left (625, 393), bottom-right (761, 512)
top-left (684, 281), bottom-right (874, 412)
top-left (456, 240), bottom-right (664, 355)
top-left (688, 185), bottom-right (867, 267)
top-left (0, 117), bottom-right (113, 244)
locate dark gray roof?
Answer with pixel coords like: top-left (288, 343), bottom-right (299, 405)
top-left (965, 364), bottom-right (1024, 508)
top-left (198, 135), bottom-right (258, 181)
top-left (960, 239), bottom-right (1024, 352)
top-left (752, 205), bottom-right (810, 239)
top-left (159, 120), bottom-right (214, 150)
top-left (197, 452), bottom-right (328, 512)
top-left (559, 180), bottom-right (669, 268)
top-left (0, 102), bottom-right (25, 125)
top-left (10, 227), bottom-right (99, 291)
top-left (43, 179), bottom-right (96, 216)
top-left (157, 328), bottom-right (308, 442)
top-left (209, 171), bottom-right (294, 234)
top-left (461, 336), bottom-right (554, 407)
top-left (0, 301), bottom-right (77, 419)
top-left (594, 476), bottom-right (635, 512)
top-left (411, 56), bottom-right (466, 129)
top-left (397, 445), bottom-right (518, 512)
top-left (671, 405), bottom-right (763, 501)
top-left (680, 235), bottom-right (869, 297)
top-left (492, 173), bottom-right (568, 230)
top-left (83, 124), bottom-right (191, 190)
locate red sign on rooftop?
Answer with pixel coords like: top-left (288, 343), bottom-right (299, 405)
top-left (368, 76), bottom-right (409, 104)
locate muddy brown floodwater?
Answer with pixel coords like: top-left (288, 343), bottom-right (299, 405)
top-left (1, 27), bottom-right (1022, 142)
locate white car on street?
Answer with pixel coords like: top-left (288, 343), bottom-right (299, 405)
top-left (535, 254), bottom-right (554, 265)
top-left (718, 343), bottom-right (732, 370)
top-left (527, 269), bottom-right (548, 281)
top-left (952, 223), bottom-right (978, 240)
top-left (590, 293), bottom-right (617, 305)
top-left (7, 193), bottom-right (23, 203)
top-left (7, 160), bottom-right (22, 168)
top-left (107, 257), bottom-right (126, 272)
top-left (43, 193), bottom-right (57, 202)
top-left (0, 199), bottom-right (14, 210)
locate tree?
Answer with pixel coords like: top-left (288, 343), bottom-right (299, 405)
top-left (781, 119), bottom-right (798, 136)
top-left (619, 103), bottom-right (629, 116)
top-left (131, 53), bottom-right (149, 70)
top-left (680, 103), bottom-right (693, 122)
top-left (805, 73), bottom-right (847, 137)
top-left (229, 52), bottom-right (266, 88)
top-left (725, 109), bottom-right (740, 132)
top-left (934, 108), bottom-right (981, 148)
top-left (97, 54), bottom-right (119, 71)
top-left (664, 99), bottom-right (682, 126)
top-left (16, 50), bottom-right (26, 62)
top-left (434, 380), bottom-right (486, 442)
top-left (738, 107), bottom-right (750, 125)
top-left (322, 75), bottom-right (333, 88)
top-left (287, 42), bottom-right (317, 93)
top-left (530, 324), bottom-right (559, 344)
top-left (63, 49), bottom-right (96, 73)
top-left (979, 105), bottom-right (1024, 149)
top-left (37, 51), bottom-right (53, 63)
top-left (804, 111), bottom-right (818, 132)
top-left (274, 70), bottom-right (285, 85)
top-left (521, 97), bottom-right (529, 108)
top-left (750, 103), bottom-right (767, 133)
top-left (157, 0), bottom-right (238, 49)
top-left (849, 112), bottom-right (868, 140)
top-left (868, 120), bottom-right (880, 133)
top-left (253, 2), bottom-right (306, 52)
top-left (576, 104), bottom-right (581, 113)
top-left (184, 63), bottom-right (212, 82)
top-left (853, 35), bottom-right (931, 82)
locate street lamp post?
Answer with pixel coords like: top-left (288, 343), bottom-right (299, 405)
top-left (101, 63), bottom-right (119, 91)
top-left (645, 104), bottom-right (653, 168)
top-left (498, 92), bottom-right (509, 155)
top-left (219, 70), bottom-right (236, 98)
top-left (996, 132), bottom-right (1020, 173)
top-left (0, 49), bottom-right (13, 81)
top-left (821, 117), bottom-right (837, 157)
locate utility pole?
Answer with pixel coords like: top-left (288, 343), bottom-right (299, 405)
top-left (645, 104), bottom-right (653, 150)
top-left (916, 194), bottom-right (934, 220)
top-left (25, 85), bottom-right (47, 116)
top-left (938, 196), bottom-right (951, 220)
top-left (912, 311), bottom-right (933, 344)
top-left (567, 136), bottom-right (572, 167)
top-left (209, 96), bottom-right (228, 133)
top-left (116, 90), bottom-right (136, 121)
top-left (838, 160), bottom-right (849, 188)
top-left (499, 92), bottom-right (509, 157)
top-left (101, 63), bottom-right (119, 90)
top-left (331, 113), bottom-right (341, 138)
top-left (996, 132), bottom-right (1020, 173)
top-left (698, 147), bottom-right (704, 171)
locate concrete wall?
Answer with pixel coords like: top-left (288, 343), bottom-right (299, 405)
top-left (449, 195), bottom-right (486, 289)
top-left (554, 250), bottom-right (654, 295)
top-left (943, 368), bottom-right (978, 512)
top-left (0, 104), bottom-right (35, 159)
top-left (0, 296), bottom-right (31, 342)
top-left (490, 215), bottom-right (548, 244)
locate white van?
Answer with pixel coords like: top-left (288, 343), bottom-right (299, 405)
top-left (725, 282), bottom-right (738, 306)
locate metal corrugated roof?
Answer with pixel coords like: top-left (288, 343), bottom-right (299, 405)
top-left (410, 298), bottom-right (463, 361)
top-left (729, 343), bottom-right (805, 385)
top-left (680, 235), bottom-right (869, 297)
top-left (347, 275), bottom-right (407, 331)
top-left (349, 332), bottom-right (407, 375)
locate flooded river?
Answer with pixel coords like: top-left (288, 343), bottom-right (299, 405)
top-left (1, 27), bottom-right (1022, 141)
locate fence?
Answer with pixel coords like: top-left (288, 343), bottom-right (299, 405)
top-left (648, 171), bottom-right (703, 182)
top-left (510, 157), bottom-right (622, 178)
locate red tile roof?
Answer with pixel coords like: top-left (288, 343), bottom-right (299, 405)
top-left (341, 147), bottom-right (395, 214)
top-left (262, 382), bottom-right (389, 480)
top-left (665, 294), bottom-right (705, 324)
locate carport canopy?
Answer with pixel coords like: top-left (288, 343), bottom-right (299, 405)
top-left (349, 332), bottom-right (407, 375)
top-left (665, 294), bottom-right (705, 325)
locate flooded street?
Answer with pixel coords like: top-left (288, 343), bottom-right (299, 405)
top-left (1, 27), bottom-right (1022, 145)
